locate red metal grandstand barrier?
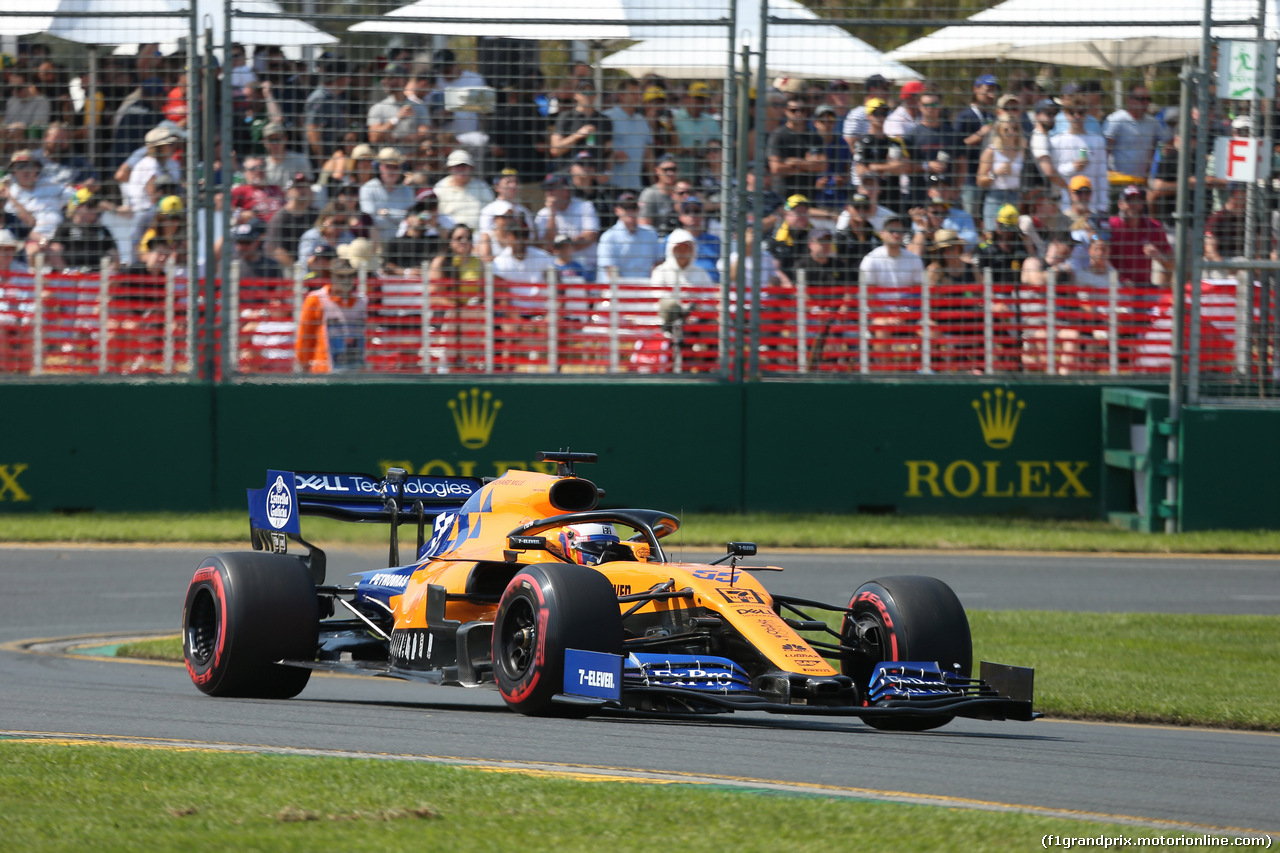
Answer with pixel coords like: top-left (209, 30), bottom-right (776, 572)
top-left (1, 267), bottom-right (1266, 380)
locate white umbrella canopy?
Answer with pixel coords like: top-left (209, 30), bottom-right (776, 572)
top-left (1, 0), bottom-right (336, 48)
top-left (349, 0), bottom-right (733, 41)
top-left (602, 0), bottom-right (920, 81)
top-left (884, 0), bottom-right (1278, 70)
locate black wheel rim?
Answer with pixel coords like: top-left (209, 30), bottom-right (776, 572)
top-left (498, 595), bottom-right (537, 679)
top-left (846, 610), bottom-right (889, 679)
top-left (186, 587), bottom-right (218, 666)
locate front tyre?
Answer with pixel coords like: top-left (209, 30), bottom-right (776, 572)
top-left (182, 552), bottom-right (319, 699)
top-left (493, 563), bottom-right (623, 717)
top-left (841, 575), bottom-right (972, 732)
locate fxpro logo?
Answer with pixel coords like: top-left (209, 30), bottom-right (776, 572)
top-left (904, 389), bottom-right (1091, 500)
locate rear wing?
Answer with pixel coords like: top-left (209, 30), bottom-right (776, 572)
top-left (247, 469), bottom-right (483, 568)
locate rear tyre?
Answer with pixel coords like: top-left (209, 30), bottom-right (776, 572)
top-left (840, 575), bottom-right (972, 732)
top-left (493, 563), bottom-right (623, 717)
top-left (182, 552), bottom-right (319, 699)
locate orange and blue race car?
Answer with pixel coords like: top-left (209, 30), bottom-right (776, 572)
top-left (182, 451), bottom-right (1035, 731)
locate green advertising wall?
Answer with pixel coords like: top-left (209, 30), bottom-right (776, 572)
top-left (1, 380), bottom-right (1272, 530)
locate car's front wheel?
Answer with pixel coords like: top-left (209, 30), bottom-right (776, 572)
top-left (493, 563), bottom-right (622, 716)
top-left (841, 575), bottom-right (972, 732)
top-left (182, 552), bottom-right (319, 698)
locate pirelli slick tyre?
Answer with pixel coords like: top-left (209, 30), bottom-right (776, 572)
top-left (493, 563), bottom-right (623, 717)
top-left (841, 575), bottom-right (972, 732)
top-left (182, 552), bottom-right (319, 699)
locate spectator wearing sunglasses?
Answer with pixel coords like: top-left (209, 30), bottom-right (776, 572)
top-left (1103, 84), bottom-right (1165, 183)
top-left (768, 96), bottom-right (827, 199)
top-left (1049, 96), bottom-right (1108, 214)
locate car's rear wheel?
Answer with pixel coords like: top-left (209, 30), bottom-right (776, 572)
top-left (182, 552), bottom-right (319, 699)
top-left (493, 563), bottom-right (622, 717)
top-left (841, 575), bottom-right (972, 732)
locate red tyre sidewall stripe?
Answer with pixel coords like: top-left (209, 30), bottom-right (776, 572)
top-left (185, 565), bottom-right (228, 686)
top-left (851, 590), bottom-right (899, 660)
top-left (500, 573), bottom-right (549, 705)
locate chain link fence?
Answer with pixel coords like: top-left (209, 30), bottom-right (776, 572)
top-left (0, 1), bottom-right (1275, 399)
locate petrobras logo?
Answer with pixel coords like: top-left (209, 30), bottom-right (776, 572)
top-left (266, 475), bottom-right (293, 530)
top-left (367, 572), bottom-right (410, 590)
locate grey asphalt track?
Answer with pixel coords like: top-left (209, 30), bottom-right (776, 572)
top-left (0, 545), bottom-right (1277, 835)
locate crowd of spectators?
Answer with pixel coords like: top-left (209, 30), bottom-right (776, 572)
top-left (0, 38), bottom-right (1269, 372)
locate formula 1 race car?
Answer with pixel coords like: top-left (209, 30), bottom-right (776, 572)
top-left (182, 452), bottom-right (1035, 731)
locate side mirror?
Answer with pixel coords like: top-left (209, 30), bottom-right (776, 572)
top-left (508, 535), bottom-right (548, 551)
top-left (726, 542), bottom-right (757, 557)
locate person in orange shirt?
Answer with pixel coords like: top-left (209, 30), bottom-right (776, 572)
top-left (295, 259), bottom-right (367, 373)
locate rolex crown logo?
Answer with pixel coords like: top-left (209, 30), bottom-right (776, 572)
top-left (449, 388), bottom-right (502, 450)
top-left (972, 388), bottom-right (1025, 449)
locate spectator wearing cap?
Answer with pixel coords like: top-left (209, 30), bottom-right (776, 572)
top-left (479, 171), bottom-right (534, 246)
top-left (359, 147), bottom-right (416, 244)
top-left (641, 86), bottom-right (678, 160)
top-left (1108, 184), bottom-right (1171, 286)
top-left (852, 98), bottom-right (908, 212)
top-left (305, 59), bottom-right (356, 168)
top-left (295, 257), bottom-right (367, 373)
top-left (550, 79), bottom-right (613, 171)
top-left (431, 48), bottom-right (487, 139)
top-left (769, 95), bottom-right (827, 200)
top-left (232, 155), bottom-right (286, 224)
top-left (264, 175), bottom-right (317, 271)
top-left (603, 79), bottom-right (653, 192)
top-left (1051, 83), bottom-right (1103, 137)
top-left (834, 193), bottom-right (880, 268)
top-left (232, 219), bottom-right (283, 279)
top-left (325, 143), bottom-right (376, 191)
top-left (1029, 99), bottom-right (1067, 192)
top-left (996, 93), bottom-right (1032, 136)
top-left (383, 190), bottom-right (451, 275)
top-left (953, 74), bottom-right (1000, 219)
top-left (638, 154), bottom-right (682, 237)
top-left (46, 190), bottom-right (117, 272)
top-left (841, 73), bottom-right (891, 145)
top-left (975, 204), bottom-right (1031, 287)
top-left (2, 149), bottom-right (72, 257)
top-left (135, 195), bottom-right (186, 272)
top-left (885, 80), bottom-right (926, 138)
top-left (535, 173), bottom-right (600, 279)
top-left (367, 63), bottom-right (431, 157)
top-left (432, 148), bottom-right (494, 230)
top-left (906, 176), bottom-right (978, 255)
top-left (764, 194), bottom-right (814, 279)
top-left (121, 126), bottom-right (181, 217)
top-left (1103, 84), bottom-right (1164, 183)
top-left (825, 79), bottom-right (852, 124)
top-left (261, 122), bottom-right (313, 189)
top-left (597, 192), bottom-right (662, 279)
top-left (811, 104), bottom-right (851, 209)
top-left (673, 81), bottom-right (719, 181)
top-left (568, 152), bottom-right (619, 229)
top-left (1050, 96), bottom-right (1109, 215)
top-left (663, 193), bottom-right (719, 283)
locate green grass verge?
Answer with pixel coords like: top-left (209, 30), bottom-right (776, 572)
top-left (0, 742), bottom-right (1178, 852)
top-left (5, 510), bottom-right (1280, 552)
top-left (120, 610), bottom-right (1280, 731)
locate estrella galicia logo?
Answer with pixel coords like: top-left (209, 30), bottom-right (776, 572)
top-left (266, 475), bottom-right (293, 529)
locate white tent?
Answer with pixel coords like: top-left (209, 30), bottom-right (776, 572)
top-left (349, 0), bottom-right (732, 41)
top-left (884, 0), bottom-right (1278, 70)
top-left (601, 0), bottom-right (920, 81)
top-left (0, 0), bottom-right (336, 48)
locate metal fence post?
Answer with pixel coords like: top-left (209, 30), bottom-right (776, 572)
top-left (1108, 270), bottom-right (1119, 376)
top-left (164, 264), bottom-right (176, 375)
top-left (483, 262), bottom-right (495, 374)
top-left (607, 268), bottom-right (620, 374)
top-left (858, 269), bottom-right (869, 375)
top-left (983, 269), bottom-right (994, 375)
top-left (796, 269), bottom-right (807, 374)
top-left (98, 263), bottom-right (110, 375)
top-left (31, 266), bottom-right (43, 377)
top-left (228, 260), bottom-right (241, 378)
top-left (419, 261), bottom-right (432, 374)
top-left (920, 275), bottom-right (932, 374)
top-left (547, 267), bottom-right (559, 374)
top-left (1045, 270), bottom-right (1057, 376)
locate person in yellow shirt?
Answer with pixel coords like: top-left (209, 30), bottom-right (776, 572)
top-left (295, 259), bottom-right (367, 373)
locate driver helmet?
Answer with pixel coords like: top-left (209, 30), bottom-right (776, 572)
top-left (558, 522), bottom-right (621, 566)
